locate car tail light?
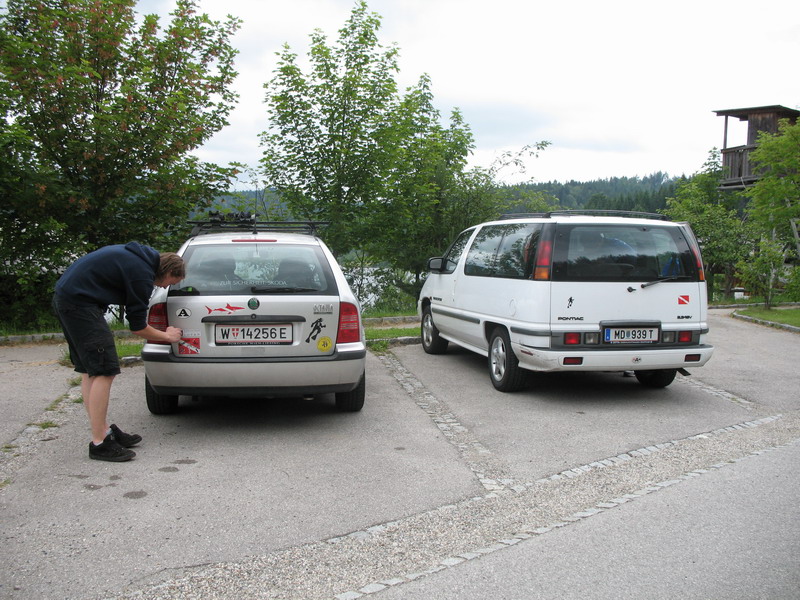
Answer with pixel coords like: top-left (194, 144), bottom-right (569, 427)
top-left (336, 302), bottom-right (361, 344)
top-left (147, 302), bottom-right (170, 345)
top-left (533, 239), bottom-right (553, 281)
top-left (684, 230), bottom-right (706, 282)
top-left (678, 331), bottom-right (693, 343)
top-left (564, 332), bottom-right (581, 345)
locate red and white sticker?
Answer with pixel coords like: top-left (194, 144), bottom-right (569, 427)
top-left (678, 295), bottom-right (690, 305)
top-left (178, 338), bottom-right (201, 354)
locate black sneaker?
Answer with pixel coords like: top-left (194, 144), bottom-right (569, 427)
top-left (110, 424), bottom-right (142, 448)
top-left (89, 435), bottom-right (136, 462)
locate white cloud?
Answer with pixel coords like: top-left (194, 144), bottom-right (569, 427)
top-left (139, 0), bottom-right (799, 183)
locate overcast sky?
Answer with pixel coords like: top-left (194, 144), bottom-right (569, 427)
top-left (139, 0), bottom-right (799, 184)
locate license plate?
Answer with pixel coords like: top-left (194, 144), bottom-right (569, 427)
top-left (604, 327), bottom-right (659, 343)
top-left (215, 324), bottom-right (293, 345)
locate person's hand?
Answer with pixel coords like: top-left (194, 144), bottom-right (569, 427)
top-left (164, 326), bottom-right (183, 343)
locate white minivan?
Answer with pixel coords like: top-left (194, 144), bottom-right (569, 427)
top-left (418, 211), bottom-right (714, 391)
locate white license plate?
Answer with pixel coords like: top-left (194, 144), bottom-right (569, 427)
top-left (604, 327), bottom-right (659, 343)
top-left (215, 324), bottom-right (293, 345)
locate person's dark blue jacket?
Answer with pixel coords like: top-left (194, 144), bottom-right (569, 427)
top-left (54, 242), bottom-right (160, 331)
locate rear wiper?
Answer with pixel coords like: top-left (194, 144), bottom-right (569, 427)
top-left (251, 286), bottom-right (317, 293)
top-left (641, 276), bottom-right (689, 288)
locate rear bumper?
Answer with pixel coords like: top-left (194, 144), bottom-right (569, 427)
top-left (142, 343), bottom-right (366, 397)
top-left (514, 343), bottom-right (714, 372)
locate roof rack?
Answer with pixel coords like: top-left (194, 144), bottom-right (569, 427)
top-left (500, 209), bottom-right (669, 221)
top-left (187, 212), bottom-right (329, 237)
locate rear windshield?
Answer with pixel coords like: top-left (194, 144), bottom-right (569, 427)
top-left (170, 243), bottom-right (338, 296)
top-left (551, 224), bottom-right (699, 282)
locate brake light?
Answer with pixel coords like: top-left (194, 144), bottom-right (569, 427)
top-left (684, 230), bottom-right (706, 282)
top-left (337, 302), bottom-right (361, 344)
top-left (564, 332), bottom-right (581, 345)
top-left (534, 240), bottom-right (553, 280)
top-left (690, 247), bottom-right (705, 281)
top-left (147, 302), bottom-right (170, 345)
top-left (678, 331), bottom-right (693, 343)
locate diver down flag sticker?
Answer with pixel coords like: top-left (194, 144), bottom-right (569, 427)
top-left (678, 295), bottom-right (690, 305)
top-left (178, 338), bottom-right (201, 354)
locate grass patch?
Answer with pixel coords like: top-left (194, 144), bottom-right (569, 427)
top-left (364, 326), bottom-right (419, 340)
top-left (30, 420), bottom-right (58, 429)
top-left (366, 340), bottom-right (390, 354)
top-left (737, 307), bottom-right (800, 328)
top-left (362, 307), bottom-right (417, 319)
top-left (116, 337), bottom-right (145, 357)
top-left (0, 478), bottom-right (10, 489)
top-left (2, 444), bottom-right (18, 453)
top-left (58, 337), bottom-right (144, 368)
top-left (45, 396), bottom-right (63, 411)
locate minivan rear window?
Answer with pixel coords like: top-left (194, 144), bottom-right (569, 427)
top-left (172, 244), bottom-right (338, 295)
top-left (551, 224), bottom-right (698, 282)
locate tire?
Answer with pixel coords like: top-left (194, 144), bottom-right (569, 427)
top-left (488, 327), bottom-right (527, 392)
top-left (634, 369), bottom-right (677, 388)
top-left (335, 372), bottom-right (365, 412)
top-left (145, 376), bottom-right (179, 414)
top-left (421, 305), bottom-right (448, 354)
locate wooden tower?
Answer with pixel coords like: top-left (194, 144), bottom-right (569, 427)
top-left (714, 105), bottom-right (799, 190)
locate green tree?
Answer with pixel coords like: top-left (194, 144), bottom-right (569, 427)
top-left (261, 1), bottom-right (550, 302)
top-left (260, 0), bottom-right (399, 256)
top-left (0, 77), bottom-right (75, 328)
top-left (363, 75), bottom-right (473, 295)
top-left (736, 237), bottom-right (788, 308)
top-left (0, 0), bottom-right (241, 249)
top-left (663, 150), bottom-right (754, 297)
top-left (747, 118), bottom-right (800, 258)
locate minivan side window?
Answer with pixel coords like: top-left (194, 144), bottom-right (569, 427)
top-left (464, 223), bottom-right (541, 279)
top-left (440, 229), bottom-right (474, 274)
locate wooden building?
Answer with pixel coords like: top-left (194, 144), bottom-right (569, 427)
top-left (714, 105), bottom-right (799, 190)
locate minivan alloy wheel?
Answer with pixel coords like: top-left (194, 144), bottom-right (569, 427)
top-left (490, 336), bottom-right (507, 380)
top-left (421, 306), bottom-right (448, 354)
top-left (488, 327), bottom-right (527, 392)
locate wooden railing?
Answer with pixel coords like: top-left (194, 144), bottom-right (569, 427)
top-left (720, 144), bottom-right (759, 187)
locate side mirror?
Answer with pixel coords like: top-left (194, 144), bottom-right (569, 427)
top-left (427, 257), bottom-right (444, 272)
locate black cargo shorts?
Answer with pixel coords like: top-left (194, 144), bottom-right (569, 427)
top-left (52, 294), bottom-right (121, 377)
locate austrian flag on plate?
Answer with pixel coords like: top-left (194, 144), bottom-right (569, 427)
top-left (678, 295), bottom-right (690, 305)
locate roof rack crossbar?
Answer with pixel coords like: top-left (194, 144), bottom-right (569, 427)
top-left (187, 213), bottom-right (330, 237)
top-left (500, 209), bottom-right (669, 221)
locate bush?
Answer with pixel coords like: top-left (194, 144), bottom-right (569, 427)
top-left (0, 272), bottom-right (61, 334)
top-left (783, 265), bottom-right (800, 301)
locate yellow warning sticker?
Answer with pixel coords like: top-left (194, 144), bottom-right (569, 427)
top-left (317, 336), bottom-right (333, 352)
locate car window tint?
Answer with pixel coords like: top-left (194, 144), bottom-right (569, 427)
top-left (552, 225), bottom-right (696, 282)
top-left (440, 229), bottom-right (473, 274)
top-left (464, 225), bottom-right (505, 276)
top-left (494, 223), bottom-right (541, 279)
top-left (465, 223), bottom-right (540, 279)
top-left (177, 244), bottom-right (337, 294)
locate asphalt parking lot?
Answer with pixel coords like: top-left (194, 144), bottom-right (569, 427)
top-left (1, 309), bottom-right (798, 600)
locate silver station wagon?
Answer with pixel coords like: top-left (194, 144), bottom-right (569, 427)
top-left (142, 216), bottom-right (366, 414)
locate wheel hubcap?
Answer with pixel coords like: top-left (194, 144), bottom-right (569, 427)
top-left (490, 337), bottom-right (506, 380)
top-left (423, 315), bottom-right (433, 346)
